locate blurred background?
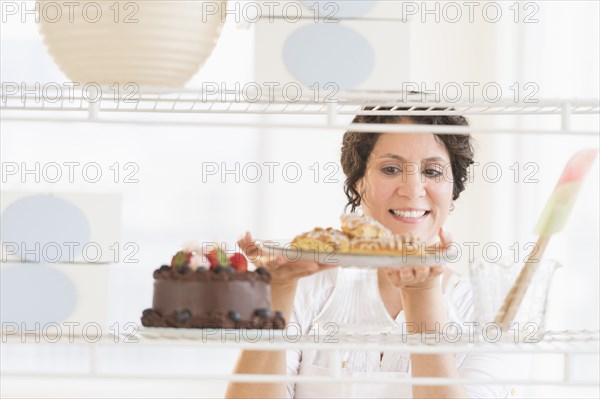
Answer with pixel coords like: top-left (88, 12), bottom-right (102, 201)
top-left (1, 1), bottom-right (599, 398)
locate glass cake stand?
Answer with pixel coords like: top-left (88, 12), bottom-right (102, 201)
top-left (312, 267), bottom-right (398, 335)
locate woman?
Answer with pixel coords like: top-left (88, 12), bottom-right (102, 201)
top-left (226, 109), bottom-right (513, 399)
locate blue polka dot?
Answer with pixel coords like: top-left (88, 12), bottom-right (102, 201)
top-left (301, 1), bottom-right (377, 18)
top-left (283, 24), bottom-right (375, 89)
top-left (1, 195), bottom-right (91, 262)
top-left (1, 264), bottom-right (77, 329)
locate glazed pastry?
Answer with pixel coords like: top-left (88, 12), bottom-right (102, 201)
top-left (340, 213), bottom-right (393, 240)
top-left (293, 214), bottom-right (428, 255)
top-left (292, 227), bottom-right (351, 253)
top-left (394, 233), bottom-right (421, 250)
top-left (350, 236), bottom-right (395, 253)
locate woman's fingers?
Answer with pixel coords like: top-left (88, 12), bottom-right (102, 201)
top-left (262, 255), bottom-right (284, 269)
top-left (318, 264), bottom-right (338, 271)
top-left (400, 267), bottom-right (415, 282)
top-left (235, 232), bottom-right (333, 285)
top-left (413, 266), bottom-right (428, 282)
top-left (237, 231), bottom-right (250, 246)
top-left (251, 245), bottom-right (329, 282)
top-left (237, 231), bottom-right (263, 263)
top-left (430, 265), bottom-right (443, 276)
top-left (386, 270), bottom-right (402, 286)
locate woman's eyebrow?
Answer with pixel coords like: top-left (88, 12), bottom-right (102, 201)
top-left (378, 153), bottom-right (448, 163)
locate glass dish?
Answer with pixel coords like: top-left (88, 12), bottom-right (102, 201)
top-left (469, 257), bottom-right (560, 342)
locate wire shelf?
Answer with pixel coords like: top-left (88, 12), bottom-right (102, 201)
top-left (1, 86), bottom-right (598, 135)
top-left (130, 328), bottom-right (600, 354)
top-left (1, 329), bottom-right (598, 387)
top-left (2, 328), bottom-right (598, 354)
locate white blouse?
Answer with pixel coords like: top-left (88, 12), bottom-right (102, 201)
top-left (285, 269), bottom-right (526, 398)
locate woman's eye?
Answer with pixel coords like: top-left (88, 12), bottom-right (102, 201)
top-left (423, 168), bottom-right (443, 178)
top-left (382, 166), bottom-right (401, 175)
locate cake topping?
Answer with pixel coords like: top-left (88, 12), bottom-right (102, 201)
top-left (205, 248), bottom-right (250, 272)
top-left (207, 247), bottom-right (235, 272)
top-left (170, 249), bottom-right (209, 271)
top-left (189, 253), bottom-right (209, 270)
top-left (229, 252), bottom-right (248, 272)
top-left (156, 244), bottom-right (271, 282)
top-left (206, 250), bottom-right (219, 268)
top-left (175, 308), bottom-right (191, 323)
top-left (171, 250), bottom-right (192, 268)
top-left (255, 267), bottom-right (270, 277)
top-left (178, 265), bottom-right (190, 274)
top-left (254, 308), bottom-right (273, 318)
top-left (227, 311), bottom-right (241, 322)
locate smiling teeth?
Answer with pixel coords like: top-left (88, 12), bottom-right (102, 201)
top-left (392, 210), bottom-right (427, 218)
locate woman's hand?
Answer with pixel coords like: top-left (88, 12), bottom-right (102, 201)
top-left (238, 231), bottom-right (335, 286)
top-left (383, 228), bottom-right (453, 291)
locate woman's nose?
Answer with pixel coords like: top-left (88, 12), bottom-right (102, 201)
top-left (397, 165), bottom-right (425, 198)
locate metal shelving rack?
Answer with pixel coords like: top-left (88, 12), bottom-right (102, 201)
top-left (1, 329), bottom-right (599, 387)
top-left (1, 87), bottom-right (599, 391)
top-left (1, 86), bottom-right (598, 135)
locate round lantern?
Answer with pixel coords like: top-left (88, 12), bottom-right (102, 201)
top-left (38, 0), bottom-right (227, 87)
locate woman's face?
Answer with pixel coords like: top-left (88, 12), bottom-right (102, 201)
top-left (358, 132), bottom-right (454, 244)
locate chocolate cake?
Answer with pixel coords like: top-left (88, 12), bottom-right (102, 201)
top-left (141, 246), bottom-right (285, 329)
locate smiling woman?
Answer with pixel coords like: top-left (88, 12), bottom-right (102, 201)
top-left (226, 108), bottom-right (517, 399)
top-left (341, 107), bottom-right (475, 244)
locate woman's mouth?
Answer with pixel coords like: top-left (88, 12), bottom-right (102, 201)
top-left (389, 209), bottom-right (430, 223)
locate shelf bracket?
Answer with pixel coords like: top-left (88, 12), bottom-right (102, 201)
top-left (563, 353), bottom-right (572, 382)
top-left (327, 103), bottom-right (338, 126)
top-left (561, 102), bottom-right (572, 133)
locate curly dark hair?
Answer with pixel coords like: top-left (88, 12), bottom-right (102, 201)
top-left (341, 107), bottom-right (475, 212)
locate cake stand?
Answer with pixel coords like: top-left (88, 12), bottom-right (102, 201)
top-left (311, 267), bottom-right (399, 335)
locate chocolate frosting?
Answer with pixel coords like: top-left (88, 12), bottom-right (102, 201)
top-left (152, 279), bottom-right (271, 321)
top-left (141, 266), bottom-right (285, 329)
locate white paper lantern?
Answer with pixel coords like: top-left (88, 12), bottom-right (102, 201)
top-left (38, 0), bottom-right (227, 87)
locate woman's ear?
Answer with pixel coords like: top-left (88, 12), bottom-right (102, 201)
top-left (355, 178), bottom-right (363, 195)
top-left (355, 177), bottom-right (368, 209)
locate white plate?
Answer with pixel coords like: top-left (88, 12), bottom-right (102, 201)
top-left (138, 326), bottom-right (286, 341)
top-left (257, 241), bottom-right (458, 268)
